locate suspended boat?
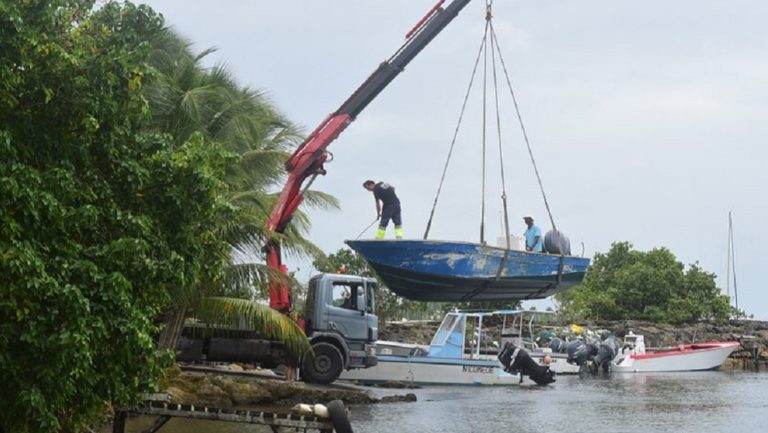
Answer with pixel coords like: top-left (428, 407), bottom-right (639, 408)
top-left (345, 239), bottom-right (589, 302)
top-left (345, 7), bottom-right (591, 303)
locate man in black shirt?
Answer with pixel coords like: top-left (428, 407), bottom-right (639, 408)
top-left (363, 180), bottom-right (403, 239)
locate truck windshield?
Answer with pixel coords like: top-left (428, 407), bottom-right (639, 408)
top-left (331, 282), bottom-right (362, 311)
top-left (366, 282), bottom-right (376, 313)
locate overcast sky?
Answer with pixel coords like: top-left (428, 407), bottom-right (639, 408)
top-left (140, 1), bottom-right (768, 319)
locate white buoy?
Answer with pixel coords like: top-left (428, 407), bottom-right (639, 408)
top-left (313, 403), bottom-right (329, 418)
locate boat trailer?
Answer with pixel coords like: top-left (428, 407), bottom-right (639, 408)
top-left (113, 398), bottom-right (352, 433)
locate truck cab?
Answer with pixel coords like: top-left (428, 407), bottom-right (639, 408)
top-left (175, 272), bottom-right (377, 385)
top-left (301, 273), bottom-right (378, 384)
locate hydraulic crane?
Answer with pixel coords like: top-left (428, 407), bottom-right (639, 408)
top-left (178, 0), bottom-right (474, 385)
top-left (266, 0), bottom-right (473, 314)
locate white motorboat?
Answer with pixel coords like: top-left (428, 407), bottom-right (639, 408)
top-left (340, 309), bottom-right (565, 386)
top-left (611, 333), bottom-right (740, 373)
top-left (340, 311), bottom-right (520, 385)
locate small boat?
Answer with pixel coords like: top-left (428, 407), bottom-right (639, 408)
top-left (339, 310), bottom-right (562, 386)
top-left (611, 333), bottom-right (740, 373)
top-left (339, 311), bottom-right (519, 385)
top-left (345, 239), bottom-right (590, 302)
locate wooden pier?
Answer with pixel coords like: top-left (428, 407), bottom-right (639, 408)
top-left (114, 400), bottom-right (342, 433)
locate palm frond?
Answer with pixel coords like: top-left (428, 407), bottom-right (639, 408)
top-left (192, 297), bottom-right (311, 358)
top-left (222, 261), bottom-right (305, 299)
top-left (299, 189), bottom-right (340, 211)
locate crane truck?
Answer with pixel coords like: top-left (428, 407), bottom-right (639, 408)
top-left (177, 0), bottom-right (473, 384)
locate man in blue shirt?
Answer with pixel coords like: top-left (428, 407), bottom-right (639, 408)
top-left (523, 215), bottom-right (543, 252)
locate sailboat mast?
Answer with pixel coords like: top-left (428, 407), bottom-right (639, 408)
top-left (726, 211), bottom-right (732, 297)
top-left (729, 211), bottom-right (739, 312)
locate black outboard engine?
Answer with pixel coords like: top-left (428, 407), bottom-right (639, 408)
top-left (544, 230), bottom-right (571, 255)
top-left (498, 341), bottom-right (556, 386)
top-left (566, 339), bottom-right (598, 377)
top-left (549, 337), bottom-right (567, 353)
top-left (593, 336), bottom-right (619, 373)
top-left (565, 339), bottom-right (586, 364)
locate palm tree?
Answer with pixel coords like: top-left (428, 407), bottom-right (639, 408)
top-left (145, 29), bottom-right (337, 356)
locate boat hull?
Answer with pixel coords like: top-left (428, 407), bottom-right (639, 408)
top-left (346, 239), bottom-right (589, 301)
top-left (613, 342), bottom-right (740, 373)
top-left (339, 355), bottom-right (520, 386)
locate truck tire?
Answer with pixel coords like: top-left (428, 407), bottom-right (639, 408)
top-left (302, 342), bottom-right (344, 385)
top-left (327, 399), bottom-right (353, 433)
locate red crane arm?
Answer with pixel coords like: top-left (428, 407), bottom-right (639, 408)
top-left (265, 0), bottom-right (473, 313)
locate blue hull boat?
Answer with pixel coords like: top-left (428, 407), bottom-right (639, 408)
top-left (345, 240), bottom-right (589, 302)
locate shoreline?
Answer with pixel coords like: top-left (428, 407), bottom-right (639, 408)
top-left (161, 368), bottom-right (416, 409)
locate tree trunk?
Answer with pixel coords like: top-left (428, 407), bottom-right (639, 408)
top-left (156, 306), bottom-right (187, 351)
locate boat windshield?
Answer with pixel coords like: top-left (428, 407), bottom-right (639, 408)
top-left (428, 313), bottom-right (465, 358)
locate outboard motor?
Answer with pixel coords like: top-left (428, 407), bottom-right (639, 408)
top-left (498, 342), bottom-right (556, 386)
top-left (593, 336), bottom-right (619, 374)
top-left (549, 337), bottom-right (566, 353)
top-left (566, 339), bottom-right (598, 377)
top-left (565, 339), bottom-right (586, 364)
top-left (544, 230), bottom-right (571, 255)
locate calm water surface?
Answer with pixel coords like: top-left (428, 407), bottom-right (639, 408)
top-left (112, 371), bottom-right (768, 433)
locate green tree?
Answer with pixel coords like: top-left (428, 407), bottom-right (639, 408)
top-left (144, 30), bottom-right (331, 354)
top-left (0, 2), bottom-right (229, 431)
top-left (556, 242), bottom-right (737, 323)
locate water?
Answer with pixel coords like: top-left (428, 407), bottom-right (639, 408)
top-left (110, 371), bottom-right (768, 433)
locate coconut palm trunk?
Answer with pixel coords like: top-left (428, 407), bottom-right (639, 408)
top-left (157, 307), bottom-right (188, 350)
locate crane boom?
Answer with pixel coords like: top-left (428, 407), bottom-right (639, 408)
top-left (266, 0), bottom-right (473, 313)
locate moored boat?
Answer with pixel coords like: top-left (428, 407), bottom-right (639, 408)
top-left (345, 239), bottom-right (590, 302)
top-left (339, 309), bottom-right (569, 386)
top-left (339, 311), bottom-right (520, 386)
top-left (612, 333), bottom-right (740, 373)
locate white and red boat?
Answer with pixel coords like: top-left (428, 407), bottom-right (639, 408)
top-left (612, 333), bottom-right (740, 373)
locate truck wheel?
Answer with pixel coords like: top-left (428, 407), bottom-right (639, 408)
top-left (303, 343), bottom-right (344, 385)
top-left (327, 399), bottom-right (353, 433)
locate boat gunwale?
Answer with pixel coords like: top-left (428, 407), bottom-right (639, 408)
top-left (630, 341), bottom-right (740, 360)
top-left (345, 238), bottom-right (590, 260)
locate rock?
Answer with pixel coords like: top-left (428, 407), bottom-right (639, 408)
top-left (373, 380), bottom-right (420, 389)
top-left (165, 386), bottom-right (195, 405)
top-left (380, 393), bottom-right (417, 403)
top-left (224, 363), bottom-right (244, 372)
top-left (212, 377), bottom-right (271, 405)
top-left (165, 371), bottom-right (423, 408)
top-left (195, 378), bottom-right (232, 408)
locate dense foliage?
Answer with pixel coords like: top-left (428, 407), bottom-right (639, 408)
top-left (0, 1), bottom-right (233, 431)
top-left (555, 242), bottom-right (737, 323)
top-left (143, 30), bottom-right (325, 356)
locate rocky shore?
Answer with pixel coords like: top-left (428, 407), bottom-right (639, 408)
top-left (161, 369), bottom-right (416, 408)
top-left (380, 317), bottom-right (768, 365)
top-left (159, 318), bottom-right (767, 409)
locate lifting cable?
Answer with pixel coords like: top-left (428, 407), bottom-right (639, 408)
top-left (424, 1), bottom-right (562, 264)
top-left (423, 19), bottom-right (489, 240)
top-left (488, 6), bottom-right (512, 249)
top-left (490, 23), bottom-right (559, 240)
